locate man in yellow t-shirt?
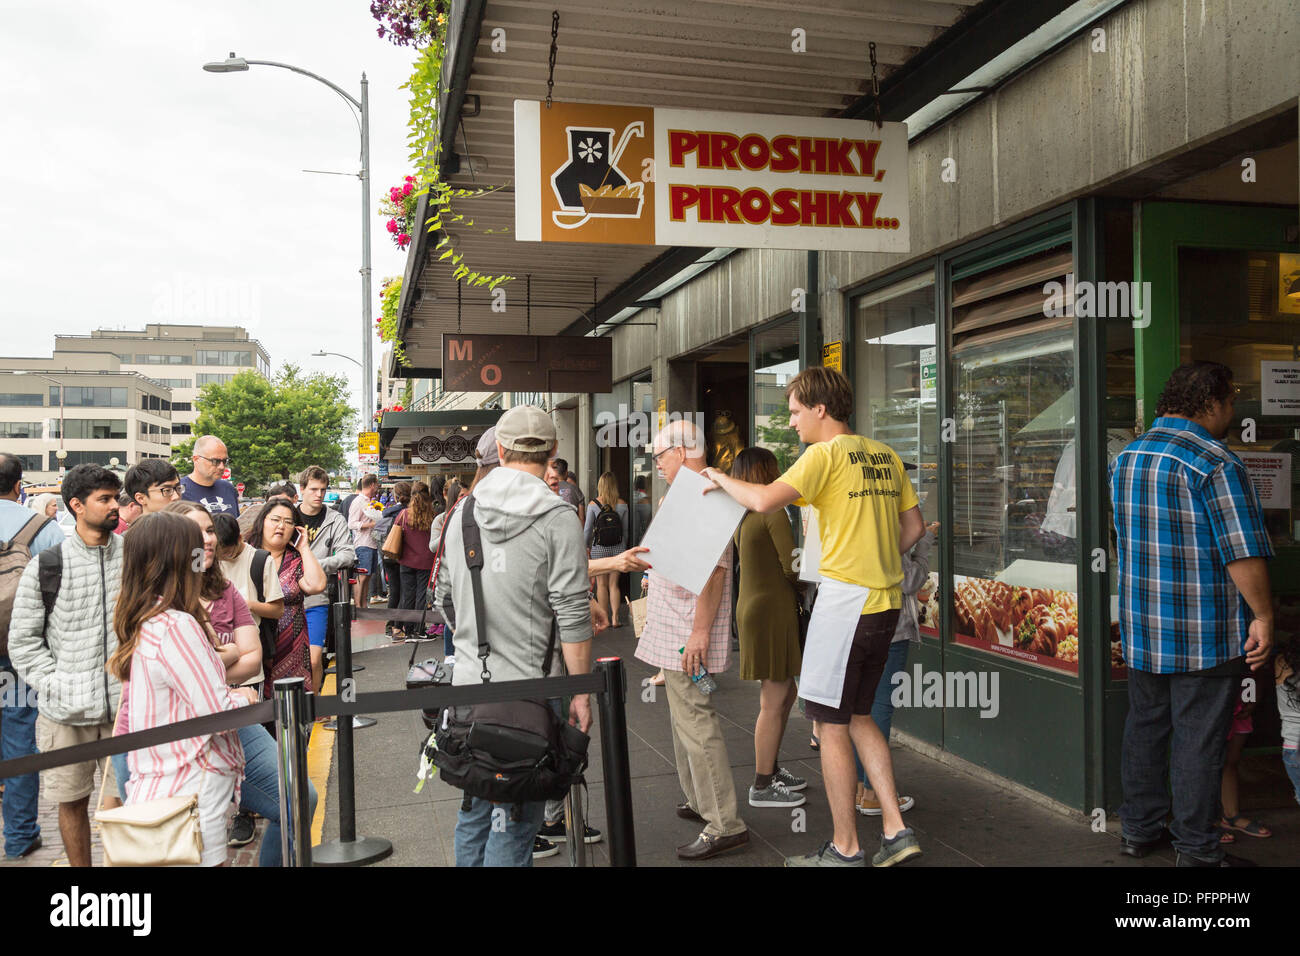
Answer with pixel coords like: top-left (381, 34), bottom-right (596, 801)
top-left (703, 366), bottom-right (925, 869)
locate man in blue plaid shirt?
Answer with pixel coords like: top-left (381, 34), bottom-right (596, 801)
top-left (1110, 361), bottom-right (1274, 867)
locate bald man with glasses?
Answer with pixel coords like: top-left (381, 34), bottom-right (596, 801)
top-left (181, 434), bottom-right (240, 516)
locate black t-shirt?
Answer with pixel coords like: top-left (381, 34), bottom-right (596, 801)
top-left (301, 506), bottom-right (328, 547)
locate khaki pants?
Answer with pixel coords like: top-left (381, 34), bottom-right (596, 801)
top-left (35, 715), bottom-right (115, 804)
top-left (663, 670), bottom-right (744, 838)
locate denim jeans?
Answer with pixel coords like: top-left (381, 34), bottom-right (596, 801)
top-left (1120, 667), bottom-right (1237, 862)
top-left (856, 638), bottom-right (910, 787)
top-left (444, 623), bottom-right (455, 659)
top-left (238, 722), bottom-right (318, 867)
top-left (454, 797), bottom-right (546, 867)
top-left (1282, 748), bottom-right (1300, 806)
top-left (0, 655), bottom-right (41, 857)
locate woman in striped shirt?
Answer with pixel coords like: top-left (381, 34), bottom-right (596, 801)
top-left (107, 512), bottom-right (259, 867)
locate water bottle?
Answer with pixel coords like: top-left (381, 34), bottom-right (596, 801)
top-left (678, 647), bottom-right (718, 695)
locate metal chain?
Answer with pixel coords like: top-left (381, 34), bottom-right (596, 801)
top-left (546, 11), bottom-right (559, 109)
top-left (457, 280), bottom-right (462, 333)
top-left (869, 41), bottom-right (882, 129)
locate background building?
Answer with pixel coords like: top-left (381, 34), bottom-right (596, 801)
top-left (54, 324), bottom-right (271, 439)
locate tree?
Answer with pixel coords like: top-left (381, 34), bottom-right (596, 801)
top-left (172, 365), bottom-right (356, 487)
top-left (754, 406), bottom-right (802, 473)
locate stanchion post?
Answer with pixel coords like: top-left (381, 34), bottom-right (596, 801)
top-left (594, 657), bottom-right (636, 867)
top-left (313, 575), bottom-right (392, 866)
top-left (564, 784), bottom-right (587, 867)
top-left (273, 677), bottom-right (313, 867)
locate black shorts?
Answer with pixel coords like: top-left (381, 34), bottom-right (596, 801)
top-left (802, 609), bottom-right (900, 725)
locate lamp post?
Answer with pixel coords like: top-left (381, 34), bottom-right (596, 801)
top-left (311, 350), bottom-right (363, 368)
top-left (204, 53), bottom-right (373, 428)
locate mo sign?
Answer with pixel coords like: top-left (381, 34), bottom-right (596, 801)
top-left (441, 334), bottom-right (614, 394)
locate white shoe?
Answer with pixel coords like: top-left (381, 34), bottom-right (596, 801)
top-left (444, 655), bottom-right (456, 668)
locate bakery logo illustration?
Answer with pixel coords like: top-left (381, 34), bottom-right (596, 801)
top-left (550, 121), bottom-right (647, 230)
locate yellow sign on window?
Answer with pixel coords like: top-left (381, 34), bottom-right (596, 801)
top-left (822, 341), bottom-right (843, 373)
top-left (358, 432), bottom-right (380, 456)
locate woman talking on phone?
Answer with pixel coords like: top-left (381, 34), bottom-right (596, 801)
top-left (107, 512), bottom-right (259, 867)
top-left (245, 496), bottom-right (327, 694)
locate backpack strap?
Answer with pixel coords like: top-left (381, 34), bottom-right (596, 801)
top-left (8, 514), bottom-right (53, 550)
top-left (250, 548), bottom-right (270, 604)
top-left (38, 546), bottom-right (63, 632)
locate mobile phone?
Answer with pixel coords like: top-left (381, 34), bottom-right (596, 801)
top-left (291, 529), bottom-right (304, 549)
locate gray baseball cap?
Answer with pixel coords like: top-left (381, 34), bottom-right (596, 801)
top-left (494, 405), bottom-right (557, 451)
top-left (476, 426), bottom-right (500, 466)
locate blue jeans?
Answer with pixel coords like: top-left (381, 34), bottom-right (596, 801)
top-left (1282, 748), bottom-right (1299, 806)
top-left (0, 655), bottom-right (41, 857)
top-left (454, 797), bottom-right (546, 867)
top-left (238, 722), bottom-right (318, 867)
top-left (444, 622), bottom-right (455, 659)
top-left (356, 546), bottom-right (377, 577)
top-left (856, 638), bottom-right (910, 787)
top-left (1120, 667), bottom-right (1237, 862)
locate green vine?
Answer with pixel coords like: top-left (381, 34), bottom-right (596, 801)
top-left (378, 276), bottom-right (407, 366)
top-left (401, 18), bottom-right (515, 291)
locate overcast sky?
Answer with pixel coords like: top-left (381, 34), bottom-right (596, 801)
top-left (0, 1), bottom-right (418, 427)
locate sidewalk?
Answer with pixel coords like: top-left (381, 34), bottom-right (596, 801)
top-left (318, 623), bottom-right (1300, 867)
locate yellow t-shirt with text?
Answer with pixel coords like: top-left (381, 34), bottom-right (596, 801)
top-left (778, 434), bottom-right (919, 614)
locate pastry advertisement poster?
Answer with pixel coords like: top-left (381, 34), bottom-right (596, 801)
top-left (515, 100), bottom-right (909, 252)
top-left (1240, 451), bottom-right (1292, 510)
top-left (1261, 361), bottom-right (1300, 415)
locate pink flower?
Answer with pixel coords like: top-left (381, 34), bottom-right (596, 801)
top-left (389, 187), bottom-right (402, 202)
top-left (402, 182), bottom-right (413, 196)
top-left (404, 175), bottom-right (415, 183)
top-left (386, 218), bottom-right (398, 234)
top-left (397, 233), bottom-right (410, 247)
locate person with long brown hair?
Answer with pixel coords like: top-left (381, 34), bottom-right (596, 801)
top-left (729, 447), bottom-right (806, 812)
top-left (583, 471), bottom-right (629, 628)
top-left (379, 481), bottom-right (411, 640)
top-left (107, 512), bottom-right (258, 867)
top-left (392, 481), bottom-right (436, 642)
top-left (245, 497), bottom-right (326, 697)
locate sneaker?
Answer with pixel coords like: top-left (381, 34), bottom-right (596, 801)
top-left (749, 779), bottom-right (807, 808)
top-left (784, 840), bottom-right (865, 867)
top-left (538, 819), bottom-right (604, 845)
top-left (444, 655), bottom-right (456, 669)
top-left (227, 810), bottom-right (256, 847)
top-left (774, 767), bottom-right (807, 791)
top-left (872, 827), bottom-right (922, 867)
top-left (856, 792), bottom-right (916, 816)
top-left (532, 835), bottom-right (560, 860)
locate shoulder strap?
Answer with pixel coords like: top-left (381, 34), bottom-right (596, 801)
top-left (38, 546), bottom-right (63, 622)
top-left (250, 548), bottom-right (270, 603)
top-left (10, 514), bottom-right (54, 550)
top-left (460, 497), bottom-right (492, 682)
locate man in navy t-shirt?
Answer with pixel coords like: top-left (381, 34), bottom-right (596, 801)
top-left (181, 434), bottom-right (240, 516)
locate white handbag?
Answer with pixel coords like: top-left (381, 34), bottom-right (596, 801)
top-left (96, 792), bottom-right (204, 867)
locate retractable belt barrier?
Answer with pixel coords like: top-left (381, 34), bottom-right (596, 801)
top-left (0, 575), bottom-right (640, 868)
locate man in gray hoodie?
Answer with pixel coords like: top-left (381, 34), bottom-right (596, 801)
top-left (434, 404), bottom-right (598, 867)
top-left (298, 466), bottom-right (356, 694)
top-left (9, 464), bottom-right (124, 867)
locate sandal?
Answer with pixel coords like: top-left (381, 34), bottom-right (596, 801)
top-left (809, 734), bottom-right (819, 751)
top-left (648, 670), bottom-right (666, 687)
top-left (1219, 829), bottom-right (1236, 844)
top-left (1221, 814), bottom-right (1272, 838)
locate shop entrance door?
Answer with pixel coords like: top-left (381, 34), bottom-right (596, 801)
top-left (1135, 201), bottom-right (1300, 782)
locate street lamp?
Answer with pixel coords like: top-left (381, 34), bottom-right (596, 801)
top-left (204, 52), bottom-right (374, 428)
top-left (15, 371), bottom-right (64, 474)
top-left (312, 350), bottom-right (363, 369)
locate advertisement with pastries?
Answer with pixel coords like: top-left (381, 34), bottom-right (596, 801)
top-left (936, 575), bottom-right (1127, 677)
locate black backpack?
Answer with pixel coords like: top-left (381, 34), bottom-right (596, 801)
top-left (426, 496), bottom-right (589, 804)
top-left (593, 502), bottom-right (622, 547)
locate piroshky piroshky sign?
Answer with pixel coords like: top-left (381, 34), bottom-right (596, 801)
top-left (515, 100), bottom-right (909, 253)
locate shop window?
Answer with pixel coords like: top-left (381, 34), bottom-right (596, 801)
top-left (1179, 248), bottom-right (1300, 550)
top-left (753, 318), bottom-right (802, 473)
top-left (950, 244), bottom-right (1083, 675)
top-left (853, 272), bottom-right (938, 510)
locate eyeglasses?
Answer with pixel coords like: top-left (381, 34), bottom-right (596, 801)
top-left (195, 455), bottom-right (232, 467)
top-left (149, 483), bottom-right (182, 499)
top-left (264, 516), bottom-right (295, 528)
top-left (652, 446), bottom-right (682, 463)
